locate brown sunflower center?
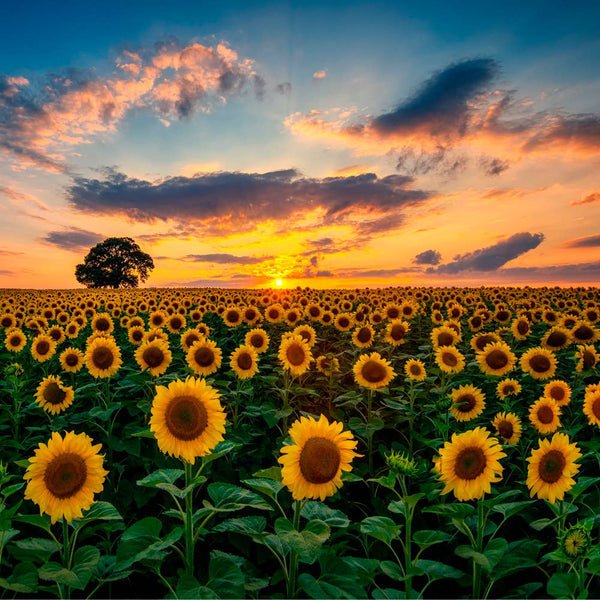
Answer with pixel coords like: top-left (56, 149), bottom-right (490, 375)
top-left (170, 317), bottom-right (183, 330)
top-left (441, 351), bottom-right (458, 367)
top-left (237, 352), bottom-right (253, 370)
top-left (143, 346), bottom-right (165, 368)
top-left (338, 317), bottom-right (349, 328)
top-left (497, 310), bottom-right (510, 322)
top-left (455, 394), bottom-right (476, 413)
top-left (387, 308), bottom-right (400, 319)
top-left (95, 318), bottom-right (110, 331)
top-left (299, 437), bottom-right (341, 484)
top-left (132, 329), bottom-right (144, 342)
top-left (497, 420), bottom-right (513, 440)
top-left (390, 324), bottom-right (406, 340)
top-left (454, 447), bottom-right (486, 480)
top-left (286, 343), bottom-right (306, 366)
top-left (65, 353), bottom-right (79, 367)
top-left (537, 405), bottom-right (555, 424)
top-left (245, 308), bottom-right (257, 321)
top-left (268, 309), bottom-right (280, 319)
top-left (357, 327), bottom-right (372, 343)
top-left (49, 329), bottom-right (62, 341)
top-left (43, 382), bottom-right (67, 405)
top-left (250, 334), bottom-right (265, 349)
top-left (486, 349), bottom-right (508, 370)
top-left (591, 397), bottom-right (600, 420)
top-left (10, 335), bottom-right (22, 347)
top-left (547, 331), bottom-right (567, 347)
top-left (529, 354), bottom-right (551, 373)
top-left (1, 316), bottom-right (13, 327)
top-left (44, 453), bottom-right (87, 499)
top-left (549, 386), bottom-right (565, 402)
top-left (437, 332), bottom-right (454, 346)
top-left (361, 359), bottom-right (387, 383)
top-left (582, 350), bottom-right (595, 367)
top-left (194, 346), bottom-right (215, 367)
top-left (36, 340), bottom-right (50, 355)
top-left (502, 384), bottom-right (515, 394)
top-left (165, 395), bottom-right (208, 441)
top-left (92, 346), bottom-right (114, 369)
top-left (299, 330), bottom-right (312, 343)
top-left (573, 325), bottom-right (593, 341)
top-left (410, 363), bottom-right (422, 375)
top-left (309, 306), bottom-right (320, 317)
top-left (184, 333), bottom-right (200, 348)
top-left (471, 316), bottom-right (482, 328)
top-left (476, 335), bottom-right (497, 351)
top-left (226, 310), bottom-right (240, 323)
top-left (538, 449), bottom-right (566, 483)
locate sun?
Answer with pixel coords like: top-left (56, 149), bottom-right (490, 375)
top-left (275, 279), bottom-right (283, 287)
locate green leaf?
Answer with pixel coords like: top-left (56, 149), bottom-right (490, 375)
top-left (131, 429), bottom-right (156, 439)
top-left (0, 562), bottom-right (38, 593)
top-left (242, 478), bottom-right (283, 501)
top-left (274, 518), bottom-right (330, 565)
top-left (74, 501), bottom-right (122, 525)
top-left (301, 501), bottom-right (350, 528)
top-left (547, 572), bottom-right (579, 599)
top-left (206, 550), bottom-right (246, 599)
top-left (360, 516), bottom-right (401, 546)
top-left (412, 529), bottom-right (452, 549)
top-left (340, 557), bottom-right (380, 587)
top-left (388, 493), bottom-right (425, 518)
top-left (423, 503), bottom-right (475, 520)
top-left (92, 555), bottom-right (133, 583)
top-left (212, 516), bottom-right (267, 537)
top-left (414, 559), bottom-right (465, 580)
top-left (455, 545), bottom-right (490, 570)
top-left (380, 560), bottom-right (405, 582)
top-left (136, 468), bottom-right (185, 488)
top-left (176, 574), bottom-right (215, 599)
top-left (372, 587), bottom-right (405, 599)
top-left (13, 537), bottom-right (58, 562)
top-left (206, 483), bottom-right (272, 512)
top-left (0, 527), bottom-right (19, 546)
top-left (298, 572), bottom-right (359, 599)
top-left (12, 513), bottom-right (52, 534)
top-left (529, 518), bottom-right (553, 531)
top-left (491, 500), bottom-right (534, 520)
top-left (492, 539), bottom-right (544, 579)
top-left (251, 466), bottom-right (282, 481)
top-left (1, 482), bottom-right (25, 498)
top-left (38, 562), bottom-right (80, 587)
top-left (483, 537), bottom-right (508, 573)
top-left (71, 545), bottom-right (100, 590)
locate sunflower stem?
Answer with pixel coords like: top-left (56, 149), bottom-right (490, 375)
top-left (367, 390), bottom-right (374, 477)
top-left (61, 519), bottom-right (71, 600)
top-left (184, 460), bottom-right (195, 577)
top-left (473, 496), bottom-right (485, 600)
top-left (287, 500), bottom-right (303, 598)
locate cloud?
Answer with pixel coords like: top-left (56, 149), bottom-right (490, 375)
top-left (276, 82), bottom-right (292, 95)
top-left (571, 192), bottom-right (600, 206)
top-left (313, 70), bottom-right (327, 80)
top-left (0, 40), bottom-right (258, 172)
top-left (0, 249), bottom-right (24, 256)
top-left (480, 157), bottom-right (509, 176)
top-left (0, 270), bottom-right (15, 276)
top-left (66, 168), bottom-right (432, 235)
top-left (563, 234), bottom-right (600, 248)
top-left (355, 214), bottom-right (405, 236)
top-left (413, 249), bottom-right (442, 265)
top-left (180, 253), bottom-right (274, 264)
top-left (430, 232), bottom-right (545, 273)
top-left (42, 227), bottom-right (105, 251)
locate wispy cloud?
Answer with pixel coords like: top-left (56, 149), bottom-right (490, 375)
top-left (41, 227), bottom-right (105, 251)
top-left (313, 70), bottom-right (327, 80)
top-left (571, 192), bottom-right (600, 206)
top-left (563, 234), bottom-right (600, 248)
top-left (180, 253), bottom-right (274, 264)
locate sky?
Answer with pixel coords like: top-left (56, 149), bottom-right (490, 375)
top-left (1, 0), bottom-right (599, 289)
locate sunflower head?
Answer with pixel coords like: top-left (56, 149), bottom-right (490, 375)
top-left (278, 414), bottom-right (360, 501)
top-left (245, 328), bottom-right (270, 354)
top-left (35, 375), bottom-right (75, 415)
top-left (575, 344), bottom-right (599, 372)
top-left (135, 339), bottom-right (172, 377)
top-left (4, 328), bottom-right (27, 353)
top-left (352, 324), bottom-right (375, 348)
top-left (560, 523), bottom-right (592, 559)
top-left (496, 378), bottom-right (522, 399)
top-left (385, 320), bottom-right (410, 346)
top-left (186, 338), bottom-right (223, 377)
top-left (476, 341), bottom-right (517, 377)
top-left (316, 354), bottom-right (340, 376)
top-left (31, 334), bottom-right (57, 363)
top-left (449, 384), bottom-right (486, 422)
top-left (583, 387), bottom-right (600, 427)
top-left (491, 411), bottom-right (522, 445)
top-left (543, 380), bottom-right (571, 407)
top-left (278, 334), bottom-right (313, 376)
top-left (404, 358), bottom-right (426, 381)
top-left (434, 346), bottom-right (466, 374)
top-left (230, 344), bottom-right (259, 379)
top-left (520, 347), bottom-right (558, 380)
top-left (85, 336), bottom-right (122, 379)
top-left (353, 352), bottom-right (395, 390)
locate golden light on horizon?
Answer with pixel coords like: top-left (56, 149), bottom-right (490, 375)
top-left (275, 279), bottom-right (283, 287)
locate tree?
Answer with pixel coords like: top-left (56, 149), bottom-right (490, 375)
top-left (75, 237), bottom-right (154, 288)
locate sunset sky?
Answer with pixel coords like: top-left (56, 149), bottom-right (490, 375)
top-left (1, 0), bottom-right (599, 289)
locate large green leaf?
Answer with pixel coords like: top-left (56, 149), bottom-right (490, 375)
top-left (205, 483), bottom-right (272, 512)
top-left (212, 516), bottom-right (267, 537)
top-left (206, 550), bottom-right (246, 599)
top-left (176, 574), bottom-right (216, 599)
top-left (242, 478), bottom-right (283, 501)
top-left (547, 572), bottom-right (579, 599)
top-left (360, 516), bottom-right (401, 546)
top-left (301, 501), bottom-right (350, 528)
top-left (274, 518), bottom-right (330, 564)
top-left (0, 562), bottom-right (38, 593)
top-left (414, 559), bottom-right (465, 580)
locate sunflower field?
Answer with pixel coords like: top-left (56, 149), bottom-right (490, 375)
top-left (1, 286), bottom-right (599, 599)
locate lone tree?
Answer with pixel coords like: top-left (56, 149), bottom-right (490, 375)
top-left (75, 237), bottom-right (154, 288)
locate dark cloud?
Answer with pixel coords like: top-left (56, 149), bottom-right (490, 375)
top-left (571, 192), bottom-right (600, 206)
top-left (481, 157), bottom-right (509, 176)
top-left (253, 75), bottom-right (267, 101)
top-left (395, 145), bottom-right (469, 176)
top-left (316, 270), bottom-right (334, 277)
top-left (430, 232), bottom-right (545, 273)
top-left (355, 214), bottom-right (405, 236)
top-left (563, 234), bottom-right (600, 248)
top-left (180, 253), bottom-right (274, 264)
top-left (342, 267), bottom-right (423, 278)
top-left (521, 114), bottom-right (600, 153)
top-left (0, 270), bottom-right (15, 276)
top-left (66, 169), bottom-right (432, 232)
top-left (413, 249), bottom-right (442, 265)
top-left (276, 82), bottom-right (292, 95)
top-left (372, 58), bottom-right (499, 140)
top-left (42, 227), bottom-right (105, 251)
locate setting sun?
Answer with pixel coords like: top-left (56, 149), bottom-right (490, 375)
top-left (275, 279), bottom-right (283, 287)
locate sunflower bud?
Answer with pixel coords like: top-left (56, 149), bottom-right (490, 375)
top-left (560, 523), bottom-right (591, 559)
top-left (386, 450), bottom-right (419, 478)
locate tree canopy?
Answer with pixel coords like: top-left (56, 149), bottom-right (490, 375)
top-left (75, 237), bottom-right (154, 288)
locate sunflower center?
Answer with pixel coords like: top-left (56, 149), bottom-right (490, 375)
top-left (92, 346), bottom-right (114, 369)
top-left (537, 405), bottom-right (555, 424)
top-left (299, 330), bottom-right (312, 343)
top-left (361, 360), bottom-right (386, 383)
top-left (455, 394), bottom-right (476, 412)
top-left (437, 332), bottom-right (453, 346)
top-left (454, 447), bottom-right (486, 480)
top-left (357, 327), bottom-right (371, 343)
top-left (497, 420), bottom-right (513, 440)
top-left (487, 349), bottom-right (509, 369)
top-left (10, 335), bottom-right (21, 347)
top-left (43, 382), bottom-right (67, 405)
top-left (287, 312), bottom-right (298, 323)
top-left (583, 350), bottom-right (596, 368)
top-left (185, 333), bottom-right (200, 348)
top-left (299, 437), bottom-right (341, 484)
top-left (502, 384), bottom-right (515, 394)
top-left (387, 308), bottom-right (400, 319)
top-left (549, 386), bottom-right (565, 402)
top-left (237, 352), bottom-right (253, 370)
top-left (143, 346), bottom-right (165, 368)
top-left (250, 334), bottom-right (264, 348)
top-left (44, 453), bottom-right (87, 499)
top-left (268, 309), bottom-right (280, 319)
top-left (36, 340), bottom-right (50, 355)
top-left (1, 316), bottom-right (12, 327)
top-left (410, 364), bottom-right (421, 375)
top-left (591, 397), bottom-right (600, 420)
top-left (497, 310), bottom-right (510, 321)
top-left (390, 324), bottom-right (406, 340)
top-left (538, 449), bottom-right (566, 483)
top-left (309, 306), bottom-right (320, 317)
top-left (471, 316), bottom-right (482, 328)
top-left (547, 331), bottom-right (567, 347)
top-left (95, 318), bottom-right (110, 331)
top-left (530, 354), bottom-right (551, 373)
top-left (165, 395), bottom-right (208, 441)
top-left (441, 351), bottom-right (458, 367)
top-left (476, 335), bottom-right (496, 351)
top-left (286, 343), bottom-right (306, 366)
top-left (65, 353), bottom-right (79, 366)
top-left (573, 325), bottom-right (593, 341)
top-left (194, 346), bottom-right (215, 367)
top-left (245, 309), bottom-right (257, 321)
top-left (226, 311), bottom-right (239, 323)
top-left (338, 317), bottom-right (349, 328)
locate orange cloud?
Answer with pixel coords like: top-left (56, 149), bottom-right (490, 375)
top-left (571, 191), bottom-right (600, 206)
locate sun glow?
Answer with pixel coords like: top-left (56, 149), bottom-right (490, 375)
top-left (275, 279), bottom-right (283, 287)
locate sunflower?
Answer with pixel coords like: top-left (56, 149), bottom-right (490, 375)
top-left (149, 377), bottom-right (226, 464)
top-left (149, 310), bottom-right (166, 328)
top-left (449, 384), bottom-right (486, 422)
top-left (278, 334), bottom-right (313, 376)
top-left (352, 324), bottom-right (375, 348)
top-left (91, 312), bottom-right (114, 335)
top-left (470, 332), bottom-right (501, 353)
top-left (265, 304), bottom-right (284, 324)
top-left (468, 314), bottom-right (485, 332)
top-left (334, 313), bottom-right (354, 332)
top-left (186, 338), bottom-right (222, 377)
top-left (435, 427), bottom-right (505, 501)
top-left (85, 336), bottom-right (122, 378)
top-left (541, 326), bottom-right (572, 351)
top-left (574, 344), bottom-right (599, 372)
top-left (59, 347), bottom-right (85, 373)
top-left (305, 303), bottom-right (322, 322)
top-left (34, 375), bottom-right (75, 415)
top-left (24, 431), bottom-right (108, 523)
top-left (143, 327), bottom-right (169, 344)
top-left (491, 412), bottom-right (522, 445)
top-left (64, 321), bottom-right (81, 339)
top-left (293, 324), bottom-right (317, 348)
top-left (4, 328), bottom-right (26, 353)
top-left (543, 380), bottom-right (571, 407)
top-left (245, 328), bottom-right (270, 354)
top-left (166, 314), bottom-right (186, 334)
top-left (284, 308), bottom-right (302, 327)
top-left (242, 305), bottom-right (261, 326)
top-left (582, 388), bottom-right (600, 427)
top-left (180, 329), bottom-right (204, 351)
top-left (230, 344), bottom-right (259, 379)
top-left (560, 524), bottom-right (591, 559)
top-left (496, 378), bottom-right (522, 399)
top-left (30, 333), bottom-right (57, 363)
top-left (434, 346), bottom-right (466, 374)
top-left (404, 358), bottom-right (426, 381)
top-left (316, 355), bottom-right (340, 376)
top-left (529, 396), bottom-right (562, 435)
top-left (353, 352), bottom-right (395, 390)
top-left (223, 306), bottom-right (243, 328)
top-left (520, 347), bottom-right (557, 380)
top-left (571, 320), bottom-right (600, 344)
top-left (430, 325), bottom-right (458, 348)
top-left (476, 341), bottom-right (517, 377)
top-left (278, 414), bottom-right (360, 501)
top-left (0, 313), bottom-right (17, 329)
top-left (511, 317), bottom-right (531, 340)
top-left (383, 303), bottom-right (401, 320)
top-left (196, 323), bottom-right (211, 338)
top-left (47, 325), bottom-right (66, 345)
top-left (135, 339), bottom-right (172, 377)
top-left (526, 432), bottom-right (581, 503)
